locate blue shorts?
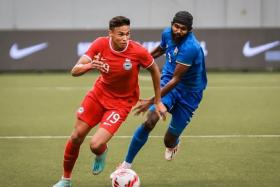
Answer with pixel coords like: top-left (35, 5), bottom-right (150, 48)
top-left (150, 88), bottom-right (203, 136)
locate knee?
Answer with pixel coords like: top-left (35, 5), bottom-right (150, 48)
top-left (143, 112), bottom-right (159, 131)
top-left (70, 131), bottom-right (84, 145)
top-left (89, 140), bottom-right (106, 154)
top-left (89, 141), bottom-right (101, 151)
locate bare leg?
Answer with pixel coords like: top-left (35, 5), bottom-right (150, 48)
top-left (90, 128), bottom-right (113, 175)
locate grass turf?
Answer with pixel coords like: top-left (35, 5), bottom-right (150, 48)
top-left (0, 72), bottom-right (279, 187)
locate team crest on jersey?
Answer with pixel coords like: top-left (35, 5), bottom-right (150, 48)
top-left (173, 47), bottom-right (178, 56)
top-left (123, 58), bottom-right (132, 70)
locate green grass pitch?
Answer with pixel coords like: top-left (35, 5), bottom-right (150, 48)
top-left (0, 72), bottom-right (280, 187)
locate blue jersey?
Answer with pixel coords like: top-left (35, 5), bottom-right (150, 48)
top-left (160, 27), bottom-right (207, 92)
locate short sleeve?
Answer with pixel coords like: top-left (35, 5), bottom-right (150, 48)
top-left (176, 45), bottom-right (198, 66)
top-left (139, 48), bottom-right (154, 69)
top-left (159, 31), bottom-right (167, 50)
top-left (84, 37), bottom-right (104, 61)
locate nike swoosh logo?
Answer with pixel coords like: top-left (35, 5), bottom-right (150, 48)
top-left (9, 43), bottom-right (48, 60)
top-left (243, 41), bottom-right (280, 57)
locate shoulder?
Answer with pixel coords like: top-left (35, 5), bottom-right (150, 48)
top-left (162, 27), bottom-right (172, 37)
top-left (181, 33), bottom-right (200, 52)
top-left (129, 40), bottom-right (148, 53)
top-left (92, 36), bottom-right (108, 45)
top-left (129, 40), bottom-right (143, 48)
top-left (162, 27), bottom-right (171, 35)
top-left (85, 37), bottom-right (108, 56)
top-left (129, 40), bottom-right (153, 64)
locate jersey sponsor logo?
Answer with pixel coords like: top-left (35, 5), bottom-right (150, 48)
top-left (102, 63), bottom-right (110, 73)
top-left (9, 42), bottom-right (48, 60)
top-left (100, 57), bottom-right (107, 62)
top-left (123, 58), bottom-right (132, 70)
top-left (243, 41), bottom-right (280, 57)
top-left (94, 52), bottom-right (107, 62)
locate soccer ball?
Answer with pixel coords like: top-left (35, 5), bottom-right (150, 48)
top-left (111, 168), bottom-right (140, 187)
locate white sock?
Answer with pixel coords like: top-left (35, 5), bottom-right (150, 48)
top-left (122, 161), bottom-right (132, 169)
top-left (62, 177), bottom-right (71, 181)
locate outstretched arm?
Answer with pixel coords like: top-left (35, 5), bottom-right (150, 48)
top-left (71, 55), bottom-right (105, 77)
top-left (134, 63), bottom-right (190, 115)
top-left (144, 63), bottom-right (167, 120)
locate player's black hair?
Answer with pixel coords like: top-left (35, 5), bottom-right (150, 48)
top-left (109, 16), bottom-right (130, 30)
top-left (172, 11), bottom-right (193, 31)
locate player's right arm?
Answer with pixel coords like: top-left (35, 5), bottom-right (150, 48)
top-left (150, 29), bottom-right (167, 59)
top-left (150, 45), bottom-right (165, 59)
top-left (72, 37), bottom-right (109, 77)
top-left (71, 56), bottom-right (105, 77)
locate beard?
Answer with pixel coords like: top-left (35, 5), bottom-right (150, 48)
top-left (172, 33), bottom-right (186, 43)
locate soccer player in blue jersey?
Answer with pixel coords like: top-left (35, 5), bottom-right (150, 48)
top-left (114, 10), bottom-right (207, 170)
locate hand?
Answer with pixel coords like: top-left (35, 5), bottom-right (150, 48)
top-left (133, 99), bottom-right (153, 116)
top-left (91, 60), bottom-right (109, 73)
top-left (91, 53), bottom-right (109, 73)
top-left (133, 99), bottom-right (167, 121)
top-left (154, 102), bottom-right (167, 121)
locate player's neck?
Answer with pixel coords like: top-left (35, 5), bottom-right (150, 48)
top-left (112, 44), bottom-right (125, 51)
top-left (109, 37), bottom-right (129, 52)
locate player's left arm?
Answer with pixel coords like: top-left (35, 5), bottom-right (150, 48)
top-left (160, 45), bottom-right (196, 95)
top-left (145, 63), bottom-right (167, 120)
top-left (146, 62), bottom-right (190, 102)
top-left (134, 62), bottom-right (188, 117)
top-left (160, 62), bottom-right (190, 96)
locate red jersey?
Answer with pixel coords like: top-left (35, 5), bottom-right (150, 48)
top-left (84, 37), bottom-right (154, 107)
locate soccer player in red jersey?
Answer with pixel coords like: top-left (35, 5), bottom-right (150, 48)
top-left (53, 16), bottom-right (167, 187)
